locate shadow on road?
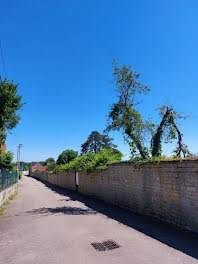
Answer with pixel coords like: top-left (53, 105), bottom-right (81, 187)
top-left (32, 177), bottom-right (198, 260)
top-left (24, 206), bottom-right (97, 216)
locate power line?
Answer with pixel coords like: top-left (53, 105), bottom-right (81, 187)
top-left (0, 40), bottom-right (6, 80)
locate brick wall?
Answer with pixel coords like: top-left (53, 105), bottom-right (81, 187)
top-left (31, 160), bottom-right (198, 233)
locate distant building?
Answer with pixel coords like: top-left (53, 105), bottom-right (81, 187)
top-left (29, 162), bottom-right (47, 175)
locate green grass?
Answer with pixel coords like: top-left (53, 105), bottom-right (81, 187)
top-left (0, 191), bottom-right (18, 216)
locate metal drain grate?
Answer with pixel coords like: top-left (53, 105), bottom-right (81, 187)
top-left (91, 242), bottom-right (107, 252)
top-left (103, 240), bottom-right (120, 250)
top-left (91, 240), bottom-right (120, 252)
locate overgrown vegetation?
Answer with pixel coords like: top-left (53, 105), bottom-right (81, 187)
top-left (54, 148), bottom-right (123, 174)
top-left (151, 106), bottom-right (191, 158)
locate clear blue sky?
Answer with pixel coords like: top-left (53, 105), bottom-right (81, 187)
top-left (1, 0), bottom-right (198, 162)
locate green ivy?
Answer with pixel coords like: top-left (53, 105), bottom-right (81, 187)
top-left (54, 148), bottom-right (123, 174)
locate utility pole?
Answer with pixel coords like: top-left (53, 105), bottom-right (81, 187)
top-left (17, 144), bottom-right (23, 186)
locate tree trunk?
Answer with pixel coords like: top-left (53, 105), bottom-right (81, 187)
top-left (125, 128), bottom-right (147, 159)
top-left (151, 108), bottom-right (171, 157)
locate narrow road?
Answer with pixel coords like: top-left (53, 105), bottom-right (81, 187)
top-left (0, 176), bottom-right (198, 264)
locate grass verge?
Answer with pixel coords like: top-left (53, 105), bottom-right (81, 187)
top-left (0, 191), bottom-right (18, 216)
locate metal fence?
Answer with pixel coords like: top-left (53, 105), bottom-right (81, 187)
top-left (0, 170), bottom-right (18, 191)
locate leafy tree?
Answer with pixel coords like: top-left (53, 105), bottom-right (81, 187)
top-left (105, 61), bottom-right (150, 159)
top-left (0, 151), bottom-right (13, 170)
top-left (81, 131), bottom-right (117, 155)
top-left (46, 157), bottom-right (55, 164)
top-left (151, 106), bottom-right (191, 158)
top-left (0, 78), bottom-right (24, 151)
top-left (20, 162), bottom-right (30, 171)
top-left (40, 158), bottom-right (55, 166)
top-left (56, 149), bottom-right (78, 165)
top-left (38, 161), bottom-right (46, 166)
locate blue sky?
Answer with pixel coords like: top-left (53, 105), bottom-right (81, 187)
top-left (0, 0), bottom-right (198, 162)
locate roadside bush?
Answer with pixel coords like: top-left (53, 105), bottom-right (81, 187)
top-left (54, 148), bottom-right (123, 174)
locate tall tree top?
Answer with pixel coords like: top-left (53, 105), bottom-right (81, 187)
top-left (81, 131), bottom-right (117, 155)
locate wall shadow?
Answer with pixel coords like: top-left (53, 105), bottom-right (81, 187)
top-left (24, 206), bottom-right (97, 216)
top-left (31, 177), bottom-right (198, 260)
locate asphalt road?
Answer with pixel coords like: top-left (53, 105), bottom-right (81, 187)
top-left (0, 176), bottom-right (198, 264)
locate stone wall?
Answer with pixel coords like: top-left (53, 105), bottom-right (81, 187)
top-left (52, 172), bottom-right (76, 191)
top-left (32, 171), bottom-right (76, 191)
top-left (0, 183), bottom-right (18, 206)
top-left (31, 160), bottom-right (198, 233)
